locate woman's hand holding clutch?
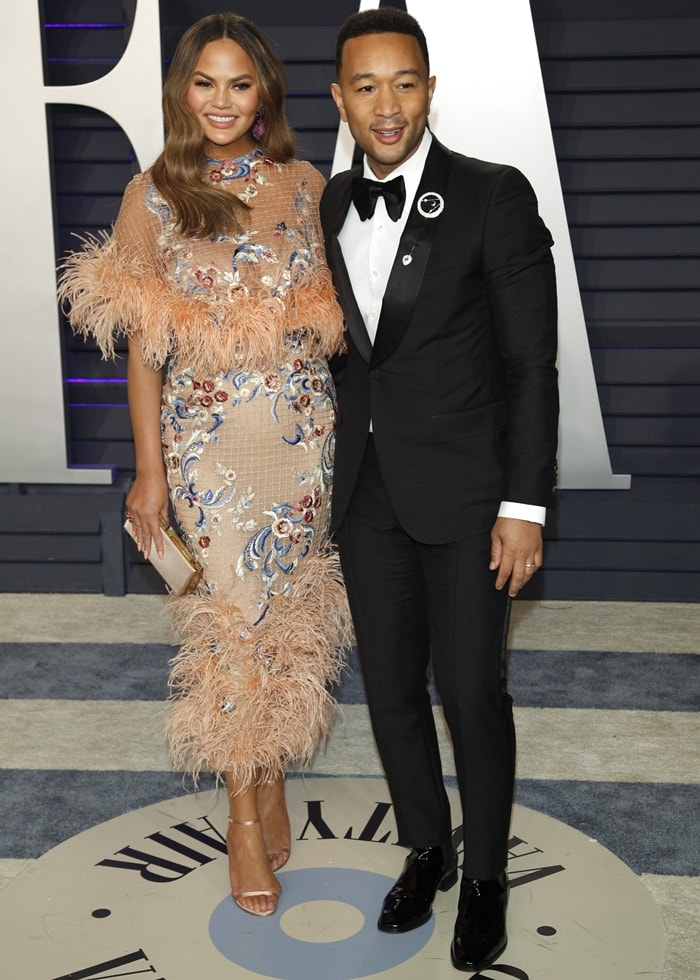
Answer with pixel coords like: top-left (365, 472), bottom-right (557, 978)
top-left (124, 471), bottom-right (169, 560)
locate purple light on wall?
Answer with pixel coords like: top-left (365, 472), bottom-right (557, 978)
top-left (66, 378), bottom-right (126, 384)
top-left (44, 23), bottom-right (126, 29)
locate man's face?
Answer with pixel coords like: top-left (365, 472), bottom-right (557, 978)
top-left (331, 32), bottom-right (435, 179)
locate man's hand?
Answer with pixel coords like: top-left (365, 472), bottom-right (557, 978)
top-left (490, 517), bottom-right (543, 598)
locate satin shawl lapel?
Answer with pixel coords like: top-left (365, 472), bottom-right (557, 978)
top-left (370, 141), bottom-right (453, 368)
top-left (326, 169), bottom-right (373, 363)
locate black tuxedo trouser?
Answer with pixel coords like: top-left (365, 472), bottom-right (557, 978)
top-left (335, 436), bottom-right (515, 880)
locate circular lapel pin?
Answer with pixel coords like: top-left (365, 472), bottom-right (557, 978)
top-left (417, 192), bottom-right (445, 218)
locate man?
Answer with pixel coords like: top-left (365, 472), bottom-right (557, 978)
top-left (320, 7), bottom-right (558, 973)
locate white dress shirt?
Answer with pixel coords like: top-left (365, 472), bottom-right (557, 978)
top-left (337, 130), bottom-right (545, 526)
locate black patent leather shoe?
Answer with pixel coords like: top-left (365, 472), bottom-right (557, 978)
top-left (450, 872), bottom-right (509, 971)
top-left (378, 845), bottom-right (458, 933)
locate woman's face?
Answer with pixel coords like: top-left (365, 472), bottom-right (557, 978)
top-left (185, 38), bottom-right (260, 159)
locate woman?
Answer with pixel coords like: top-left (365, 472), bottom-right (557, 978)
top-left (58, 13), bottom-right (349, 918)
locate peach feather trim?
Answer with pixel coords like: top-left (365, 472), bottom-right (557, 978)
top-left (165, 547), bottom-right (352, 787)
top-left (57, 233), bottom-right (345, 374)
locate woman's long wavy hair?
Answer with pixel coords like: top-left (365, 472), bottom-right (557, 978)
top-left (151, 13), bottom-right (296, 238)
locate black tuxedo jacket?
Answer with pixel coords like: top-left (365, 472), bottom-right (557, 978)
top-left (320, 138), bottom-right (559, 543)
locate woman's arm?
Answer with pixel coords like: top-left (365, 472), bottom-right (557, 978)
top-left (124, 338), bottom-right (168, 559)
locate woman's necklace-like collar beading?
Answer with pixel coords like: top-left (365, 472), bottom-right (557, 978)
top-left (204, 147), bottom-right (264, 183)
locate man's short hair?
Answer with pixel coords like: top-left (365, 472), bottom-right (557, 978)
top-left (336, 7), bottom-right (430, 76)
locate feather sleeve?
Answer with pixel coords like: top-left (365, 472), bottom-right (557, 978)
top-left (58, 167), bottom-right (345, 374)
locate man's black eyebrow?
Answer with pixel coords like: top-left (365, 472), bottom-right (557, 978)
top-left (349, 68), bottom-right (421, 84)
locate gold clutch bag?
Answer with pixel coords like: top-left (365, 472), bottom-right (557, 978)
top-left (123, 516), bottom-right (203, 596)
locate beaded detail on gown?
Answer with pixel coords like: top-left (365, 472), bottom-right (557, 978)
top-left (58, 152), bottom-right (350, 785)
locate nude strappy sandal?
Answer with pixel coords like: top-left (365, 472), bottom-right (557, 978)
top-left (227, 817), bottom-right (281, 917)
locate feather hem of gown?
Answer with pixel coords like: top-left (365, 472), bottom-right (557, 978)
top-left (165, 546), bottom-right (352, 787)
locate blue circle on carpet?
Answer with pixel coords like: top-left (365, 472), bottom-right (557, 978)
top-left (209, 867), bottom-right (434, 978)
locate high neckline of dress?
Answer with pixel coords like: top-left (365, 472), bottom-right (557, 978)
top-left (206, 147), bottom-right (263, 168)
top-left (204, 148), bottom-right (264, 183)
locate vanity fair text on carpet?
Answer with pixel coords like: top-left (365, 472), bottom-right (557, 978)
top-left (45, 797), bottom-right (562, 980)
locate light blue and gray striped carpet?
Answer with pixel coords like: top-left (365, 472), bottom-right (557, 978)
top-left (0, 595), bottom-right (697, 978)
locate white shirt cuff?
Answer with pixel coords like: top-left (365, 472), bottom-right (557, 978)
top-left (498, 500), bottom-right (546, 526)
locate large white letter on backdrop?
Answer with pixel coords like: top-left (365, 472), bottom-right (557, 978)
top-left (0, 0), bottom-right (163, 484)
top-left (332, 0), bottom-right (630, 490)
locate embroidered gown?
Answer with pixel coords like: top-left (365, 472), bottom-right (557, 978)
top-left (58, 151), bottom-right (350, 786)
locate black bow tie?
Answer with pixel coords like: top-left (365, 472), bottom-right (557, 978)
top-left (351, 174), bottom-right (406, 221)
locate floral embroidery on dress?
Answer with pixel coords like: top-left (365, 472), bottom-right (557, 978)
top-left (204, 148), bottom-right (268, 184)
top-left (144, 155), bottom-right (320, 309)
top-left (161, 346), bottom-right (336, 611)
top-left (238, 485), bottom-right (324, 596)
